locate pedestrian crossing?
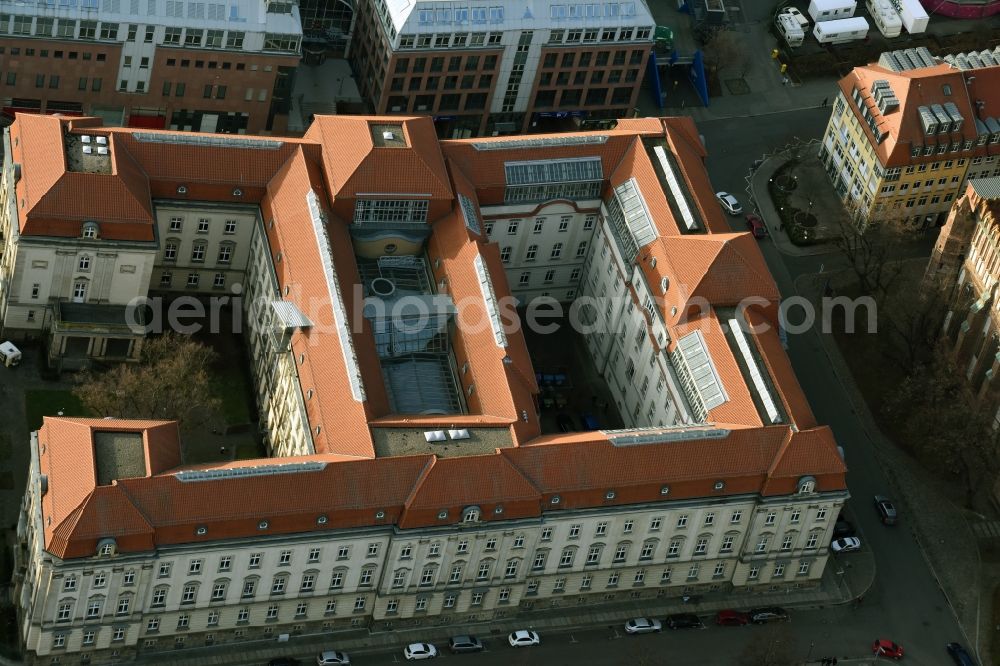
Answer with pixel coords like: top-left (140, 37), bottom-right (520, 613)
top-left (971, 521), bottom-right (1000, 539)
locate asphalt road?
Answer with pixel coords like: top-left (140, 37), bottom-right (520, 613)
top-left (703, 108), bottom-right (969, 663)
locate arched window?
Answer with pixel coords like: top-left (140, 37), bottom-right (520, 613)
top-left (639, 538), bottom-right (659, 560)
top-left (462, 506), bottom-right (481, 523)
top-left (81, 221), bottom-right (100, 239)
top-left (96, 538), bottom-right (116, 557)
top-left (797, 476), bottom-right (816, 494)
top-left (558, 546), bottom-right (577, 568)
top-left (150, 585), bottom-right (169, 608)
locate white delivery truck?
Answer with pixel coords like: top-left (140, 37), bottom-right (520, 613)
top-left (1, 341), bottom-right (22, 367)
top-left (889, 0), bottom-right (929, 33)
top-left (814, 16), bottom-right (869, 43)
top-left (777, 13), bottom-right (806, 47)
top-left (808, 0), bottom-right (857, 22)
top-left (867, 0), bottom-right (902, 37)
top-left (781, 7), bottom-right (811, 32)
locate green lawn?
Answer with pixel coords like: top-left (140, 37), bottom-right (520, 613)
top-left (24, 389), bottom-right (89, 431)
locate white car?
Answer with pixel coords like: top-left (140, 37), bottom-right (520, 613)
top-left (625, 617), bottom-right (662, 634)
top-left (403, 643), bottom-right (438, 660)
top-left (781, 6), bottom-right (810, 29)
top-left (316, 651), bottom-right (351, 666)
top-left (830, 536), bottom-right (862, 553)
top-left (508, 630), bottom-right (541, 647)
top-left (716, 191), bottom-right (743, 215)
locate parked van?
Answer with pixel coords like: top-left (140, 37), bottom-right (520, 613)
top-left (780, 7), bottom-right (811, 31)
top-left (777, 14), bottom-right (805, 47)
top-left (1, 341), bottom-right (22, 367)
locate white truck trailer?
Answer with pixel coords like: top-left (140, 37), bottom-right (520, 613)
top-left (813, 16), bottom-right (869, 43)
top-left (889, 0), bottom-right (929, 33)
top-left (867, 0), bottom-right (902, 37)
top-left (808, 0), bottom-right (857, 22)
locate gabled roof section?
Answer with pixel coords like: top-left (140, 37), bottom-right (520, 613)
top-left (403, 454), bottom-right (541, 527)
top-left (9, 115), bottom-right (155, 239)
top-left (661, 234), bottom-right (779, 306)
top-left (307, 115), bottom-right (453, 201)
top-left (838, 61), bottom-right (979, 168)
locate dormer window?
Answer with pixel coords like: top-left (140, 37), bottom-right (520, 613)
top-left (462, 506), bottom-right (481, 523)
top-left (797, 476), bottom-right (816, 494)
top-left (97, 539), bottom-right (117, 557)
top-left (81, 221), bottom-right (99, 239)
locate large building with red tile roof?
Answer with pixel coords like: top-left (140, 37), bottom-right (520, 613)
top-left (820, 47), bottom-right (1000, 229)
top-left (5, 112), bottom-right (849, 664)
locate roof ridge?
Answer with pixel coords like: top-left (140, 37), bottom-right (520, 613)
top-left (402, 456), bottom-right (438, 509)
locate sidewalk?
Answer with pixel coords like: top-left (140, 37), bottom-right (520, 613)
top-left (134, 556), bottom-right (875, 666)
top-left (794, 268), bottom-right (988, 664)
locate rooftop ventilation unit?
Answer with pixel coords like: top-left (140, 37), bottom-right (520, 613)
top-left (97, 146), bottom-right (109, 156)
top-left (423, 430), bottom-right (447, 442)
top-left (81, 135), bottom-right (91, 144)
top-left (82, 145), bottom-right (92, 154)
top-left (447, 429), bottom-right (471, 440)
top-left (382, 131), bottom-right (395, 140)
top-left (95, 136), bottom-right (107, 145)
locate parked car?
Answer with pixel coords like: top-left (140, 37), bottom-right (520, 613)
top-left (781, 6), bottom-right (810, 30)
top-left (269, 659), bottom-right (300, 666)
top-left (715, 609), bottom-right (750, 626)
top-left (875, 494), bottom-right (898, 525)
top-left (749, 607), bottom-right (789, 624)
top-left (316, 652), bottom-right (350, 666)
top-left (873, 639), bottom-right (904, 659)
top-left (665, 613), bottom-right (704, 629)
top-left (579, 413), bottom-right (600, 430)
top-left (716, 191), bottom-right (743, 215)
top-left (508, 630), bottom-right (541, 647)
top-left (624, 617), bottom-right (662, 634)
top-left (448, 635), bottom-right (484, 653)
top-left (830, 536), bottom-right (862, 553)
top-left (833, 518), bottom-right (856, 538)
top-left (745, 214), bottom-right (767, 238)
top-left (947, 642), bottom-right (976, 666)
top-left (403, 643), bottom-right (438, 661)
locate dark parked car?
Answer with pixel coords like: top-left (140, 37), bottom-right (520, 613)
top-left (875, 495), bottom-right (898, 525)
top-left (745, 214), bottom-right (767, 238)
top-left (268, 659), bottom-right (300, 666)
top-left (833, 518), bottom-right (856, 538)
top-left (665, 613), bottom-right (704, 629)
top-left (715, 609), bottom-right (750, 626)
top-left (749, 607), bottom-right (789, 624)
top-left (947, 642), bottom-right (976, 666)
top-left (448, 635), bottom-right (484, 653)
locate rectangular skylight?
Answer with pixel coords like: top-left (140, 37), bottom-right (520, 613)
top-left (504, 157), bottom-right (603, 186)
top-left (472, 135), bottom-right (609, 151)
top-left (307, 190), bottom-right (366, 402)
top-left (133, 132), bottom-right (283, 150)
top-left (614, 178), bottom-right (658, 247)
top-left (474, 254), bottom-right (507, 348)
top-left (676, 330), bottom-right (727, 411)
top-left (727, 318), bottom-right (781, 424)
top-left (653, 146), bottom-right (697, 231)
top-left (458, 193), bottom-right (483, 235)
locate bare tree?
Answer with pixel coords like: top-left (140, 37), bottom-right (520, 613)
top-left (74, 333), bottom-right (220, 429)
top-left (703, 28), bottom-right (742, 79)
top-left (883, 343), bottom-right (999, 507)
top-left (879, 277), bottom-right (950, 371)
